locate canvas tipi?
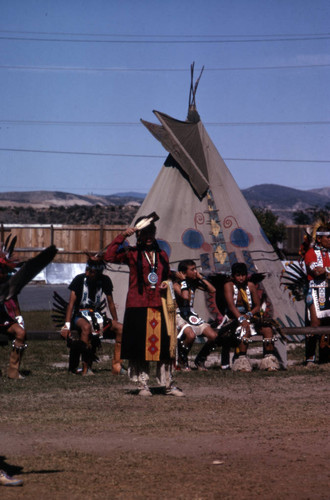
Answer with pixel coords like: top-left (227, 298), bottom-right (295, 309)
top-left (107, 65), bottom-right (304, 367)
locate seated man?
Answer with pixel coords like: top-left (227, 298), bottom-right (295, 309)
top-left (174, 259), bottom-right (217, 371)
top-left (60, 255), bottom-right (123, 375)
top-left (304, 223), bottom-right (330, 364)
top-left (223, 262), bottom-right (280, 372)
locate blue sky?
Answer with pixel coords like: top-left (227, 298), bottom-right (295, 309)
top-left (0, 0), bottom-right (329, 195)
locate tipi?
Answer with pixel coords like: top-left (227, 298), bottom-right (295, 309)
top-left (107, 64), bottom-right (304, 367)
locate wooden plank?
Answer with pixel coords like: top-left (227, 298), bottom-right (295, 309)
top-left (281, 327), bottom-right (330, 336)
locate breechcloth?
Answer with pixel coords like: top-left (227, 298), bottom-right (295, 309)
top-left (121, 307), bottom-right (170, 361)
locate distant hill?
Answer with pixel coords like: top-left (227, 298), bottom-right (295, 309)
top-left (242, 184), bottom-right (330, 207)
top-left (241, 184), bottom-right (330, 223)
top-left (110, 192), bottom-right (146, 199)
top-left (308, 187), bottom-right (330, 198)
top-left (0, 190), bottom-right (145, 208)
top-left (0, 185), bottom-right (328, 225)
top-left (0, 190), bottom-right (145, 225)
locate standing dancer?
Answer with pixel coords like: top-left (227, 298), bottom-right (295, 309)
top-left (105, 214), bottom-right (183, 396)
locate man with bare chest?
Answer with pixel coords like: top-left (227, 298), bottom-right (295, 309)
top-left (224, 263), bottom-right (280, 372)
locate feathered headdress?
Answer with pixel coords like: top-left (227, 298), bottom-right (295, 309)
top-left (311, 217), bottom-right (330, 240)
top-left (0, 234), bottom-right (19, 271)
top-left (298, 215), bottom-right (330, 260)
top-left (134, 212), bottom-right (159, 231)
top-left (84, 251), bottom-right (109, 272)
top-left (280, 262), bottom-right (309, 302)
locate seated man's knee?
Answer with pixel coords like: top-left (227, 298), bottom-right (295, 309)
top-left (261, 327), bottom-right (273, 339)
top-left (78, 321), bottom-right (92, 344)
top-left (203, 326), bottom-right (217, 341)
top-left (184, 328), bottom-right (195, 343)
top-left (112, 320), bottom-right (123, 336)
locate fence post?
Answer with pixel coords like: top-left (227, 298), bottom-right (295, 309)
top-left (99, 223), bottom-right (104, 252)
top-left (50, 225), bottom-right (54, 246)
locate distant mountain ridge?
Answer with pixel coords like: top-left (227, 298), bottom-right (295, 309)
top-left (0, 190), bottom-right (144, 208)
top-left (242, 184), bottom-right (330, 222)
top-left (0, 184), bottom-right (328, 224)
top-left (242, 184), bottom-right (330, 208)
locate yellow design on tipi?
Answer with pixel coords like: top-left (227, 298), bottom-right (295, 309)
top-left (214, 245), bottom-right (228, 265)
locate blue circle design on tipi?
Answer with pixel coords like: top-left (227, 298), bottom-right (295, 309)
top-left (260, 227), bottom-right (271, 245)
top-left (157, 239), bottom-right (171, 257)
top-left (230, 228), bottom-right (250, 248)
top-left (182, 229), bottom-right (204, 249)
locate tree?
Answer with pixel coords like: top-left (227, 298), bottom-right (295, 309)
top-left (292, 210), bottom-right (311, 225)
top-left (293, 205), bottom-right (330, 225)
top-left (252, 207), bottom-right (286, 256)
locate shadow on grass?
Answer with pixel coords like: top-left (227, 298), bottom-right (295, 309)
top-left (1, 455), bottom-right (63, 477)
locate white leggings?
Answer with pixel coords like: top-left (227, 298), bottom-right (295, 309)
top-left (128, 359), bottom-right (173, 389)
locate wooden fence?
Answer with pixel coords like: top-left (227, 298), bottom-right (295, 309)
top-left (1, 223), bottom-right (308, 263)
top-left (0, 224), bottom-right (126, 263)
top-left (284, 225), bottom-right (308, 259)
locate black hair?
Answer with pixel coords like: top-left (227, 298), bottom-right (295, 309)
top-left (231, 262), bottom-right (248, 276)
top-left (135, 217), bottom-right (156, 237)
top-left (86, 259), bottom-right (105, 273)
top-left (178, 259), bottom-right (196, 273)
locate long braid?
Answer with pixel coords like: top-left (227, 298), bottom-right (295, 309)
top-left (154, 241), bottom-right (169, 282)
top-left (136, 244), bottom-right (144, 295)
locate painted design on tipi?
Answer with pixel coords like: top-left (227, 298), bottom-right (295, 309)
top-left (182, 228), bottom-right (204, 249)
top-left (206, 190), bottom-right (231, 273)
top-left (157, 239), bottom-right (171, 258)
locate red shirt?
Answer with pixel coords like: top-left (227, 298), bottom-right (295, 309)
top-left (304, 247), bottom-right (330, 282)
top-left (104, 234), bottom-right (169, 308)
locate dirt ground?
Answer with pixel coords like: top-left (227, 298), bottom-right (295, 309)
top-left (1, 340), bottom-right (329, 500)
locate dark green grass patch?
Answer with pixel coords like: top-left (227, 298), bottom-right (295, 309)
top-left (22, 310), bottom-right (55, 332)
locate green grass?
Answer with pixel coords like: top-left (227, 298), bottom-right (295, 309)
top-left (0, 339), bottom-right (117, 395)
top-left (0, 337), bottom-right (318, 399)
top-left (22, 310), bottom-right (56, 331)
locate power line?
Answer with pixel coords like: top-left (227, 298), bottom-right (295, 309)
top-left (1, 29), bottom-right (329, 38)
top-left (1, 63), bottom-right (329, 72)
top-left (207, 121), bottom-right (330, 127)
top-left (0, 184), bottom-right (146, 193)
top-left (0, 119), bottom-right (329, 127)
top-left (0, 147), bottom-right (329, 163)
top-left (0, 147), bottom-right (159, 158)
top-left (1, 35), bottom-right (329, 44)
top-left (0, 120), bottom-right (140, 127)
top-left (225, 157), bottom-right (330, 163)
